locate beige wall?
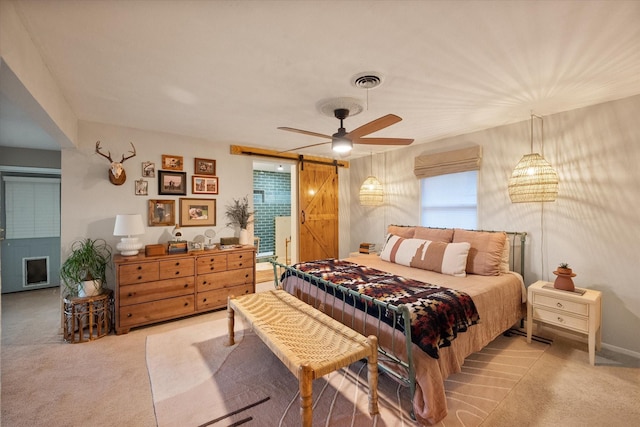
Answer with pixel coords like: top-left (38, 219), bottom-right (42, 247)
top-left (349, 95), bottom-right (640, 356)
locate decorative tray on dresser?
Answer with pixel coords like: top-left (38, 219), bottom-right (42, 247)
top-left (114, 245), bottom-right (255, 334)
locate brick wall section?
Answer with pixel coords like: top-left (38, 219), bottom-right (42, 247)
top-left (253, 170), bottom-right (291, 255)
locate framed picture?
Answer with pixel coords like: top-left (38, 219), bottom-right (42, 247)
top-left (194, 158), bottom-right (216, 176)
top-left (148, 199), bottom-right (175, 226)
top-left (179, 198), bottom-right (216, 227)
top-left (158, 170), bottom-right (187, 195)
top-left (134, 179), bottom-right (148, 195)
top-left (192, 175), bottom-right (219, 194)
top-left (141, 161), bottom-right (155, 177)
top-left (161, 154), bottom-right (184, 171)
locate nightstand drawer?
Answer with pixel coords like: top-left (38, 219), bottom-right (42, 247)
top-left (532, 307), bottom-right (589, 333)
top-left (533, 293), bottom-right (588, 316)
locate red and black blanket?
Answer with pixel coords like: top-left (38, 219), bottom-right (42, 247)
top-left (282, 259), bottom-right (479, 359)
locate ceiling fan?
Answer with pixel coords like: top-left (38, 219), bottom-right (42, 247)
top-left (278, 108), bottom-right (414, 154)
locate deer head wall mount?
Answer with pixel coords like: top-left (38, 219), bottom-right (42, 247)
top-left (95, 141), bottom-right (137, 185)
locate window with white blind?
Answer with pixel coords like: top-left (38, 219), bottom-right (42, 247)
top-left (420, 170), bottom-right (477, 229)
top-left (3, 176), bottom-right (61, 239)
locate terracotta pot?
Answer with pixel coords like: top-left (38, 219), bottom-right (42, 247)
top-left (553, 268), bottom-right (576, 292)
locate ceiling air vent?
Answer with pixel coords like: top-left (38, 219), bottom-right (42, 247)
top-left (352, 73), bottom-right (382, 90)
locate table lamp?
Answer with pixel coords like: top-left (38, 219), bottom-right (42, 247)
top-left (113, 214), bottom-right (145, 256)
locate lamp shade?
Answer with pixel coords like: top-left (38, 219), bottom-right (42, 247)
top-left (508, 153), bottom-right (559, 203)
top-left (359, 175), bottom-right (384, 206)
top-left (113, 214), bottom-right (145, 236)
top-left (113, 214), bottom-right (145, 256)
top-left (331, 137), bottom-right (353, 153)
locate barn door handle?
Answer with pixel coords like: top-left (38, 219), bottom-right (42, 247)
top-left (301, 210), bottom-right (305, 224)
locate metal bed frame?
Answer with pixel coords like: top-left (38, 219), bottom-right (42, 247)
top-left (270, 230), bottom-right (527, 415)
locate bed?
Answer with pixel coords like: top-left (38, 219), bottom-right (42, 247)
top-left (270, 226), bottom-right (527, 425)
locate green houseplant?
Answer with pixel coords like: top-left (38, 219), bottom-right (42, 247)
top-left (225, 195), bottom-right (254, 245)
top-left (60, 238), bottom-right (112, 297)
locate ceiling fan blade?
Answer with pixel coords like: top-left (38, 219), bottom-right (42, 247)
top-left (278, 127), bottom-right (332, 139)
top-left (277, 140), bottom-right (331, 153)
top-left (354, 137), bottom-right (414, 146)
top-left (346, 114), bottom-right (402, 139)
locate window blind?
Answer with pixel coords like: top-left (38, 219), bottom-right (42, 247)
top-left (414, 145), bottom-right (482, 179)
top-left (3, 176), bottom-right (61, 239)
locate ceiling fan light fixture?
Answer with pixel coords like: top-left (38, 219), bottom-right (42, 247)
top-left (331, 137), bottom-right (352, 153)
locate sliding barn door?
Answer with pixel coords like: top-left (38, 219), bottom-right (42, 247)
top-left (298, 161), bottom-right (338, 262)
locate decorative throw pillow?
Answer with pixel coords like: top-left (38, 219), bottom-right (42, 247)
top-left (380, 235), bottom-right (425, 266)
top-left (501, 235), bottom-right (511, 273)
top-left (452, 229), bottom-right (506, 276)
top-left (410, 240), bottom-right (471, 277)
top-left (386, 225), bottom-right (415, 238)
top-left (414, 226), bottom-right (454, 243)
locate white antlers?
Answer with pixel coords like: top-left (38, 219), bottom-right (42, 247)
top-left (95, 141), bottom-right (137, 185)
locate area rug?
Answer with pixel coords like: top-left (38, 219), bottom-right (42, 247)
top-left (146, 319), bottom-right (548, 427)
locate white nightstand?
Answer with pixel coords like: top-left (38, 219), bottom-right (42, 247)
top-left (527, 280), bottom-right (602, 365)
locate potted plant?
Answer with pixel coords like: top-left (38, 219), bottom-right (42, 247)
top-left (553, 262), bottom-right (576, 291)
top-left (60, 238), bottom-right (112, 297)
top-left (225, 195), bottom-right (254, 245)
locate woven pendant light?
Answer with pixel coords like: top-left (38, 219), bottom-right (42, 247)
top-left (508, 114), bottom-right (558, 203)
top-left (359, 153), bottom-right (384, 206)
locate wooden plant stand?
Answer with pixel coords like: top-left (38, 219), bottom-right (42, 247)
top-left (63, 290), bottom-right (113, 343)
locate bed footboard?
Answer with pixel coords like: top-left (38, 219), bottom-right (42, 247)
top-left (270, 260), bottom-right (417, 409)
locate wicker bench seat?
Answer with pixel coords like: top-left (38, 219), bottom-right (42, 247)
top-left (226, 289), bottom-right (379, 426)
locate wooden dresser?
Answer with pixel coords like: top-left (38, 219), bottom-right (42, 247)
top-left (114, 246), bottom-right (255, 334)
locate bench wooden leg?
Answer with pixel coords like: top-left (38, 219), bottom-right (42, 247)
top-left (299, 364), bottom-right (313, 427)
top-left (225, 296), bottom-right (235, 346)
top-left (366, 335), bottom-right (379, 416)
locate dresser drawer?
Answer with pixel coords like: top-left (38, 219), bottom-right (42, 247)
top-left (227, 251), bottom-right (253, 270)
top-left (159, 258), bottom-right (194, 279)
top-left (196, 284), bottom-right (253, 311)
top-left (119, 262), bottom-right (159, 285)
top-left (119, 277), bottom-right (195, 306)
top-left (196, 268), bottom-right (254, 292)
top-left (196, 254), bottom-right (227, 274)
top-left (533, 293), bottom-right (589, 316)
top-left (532, 307), bottom-right (589, 333)
top-left (119, 295), bottom-right (194, 328)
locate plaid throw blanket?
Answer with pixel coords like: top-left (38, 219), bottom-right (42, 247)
top-left (282, 259), bottom-right (479, 359)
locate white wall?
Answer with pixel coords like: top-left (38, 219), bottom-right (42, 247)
top-left (349, 95), bottom-right (640, 355)
top-left (61, 120), bottom-right (254, 266)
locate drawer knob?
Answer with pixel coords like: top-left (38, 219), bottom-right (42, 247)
top-left (239, 263), bottom-right (243, 267)
top-left (203, 280), bottom-right (208, 285)
top-left (210, 266), bottom-right (215, 270)
top-left (137, 276), bottom-right (142, 280)
top-left (175, 271), bottom-right (180, 275)
top-left (184, 302), bottom-right (189, 307)
top-left (128, 293), bottom-right (133, 297)
top-left (557, 316), bottom-right (564, 323)
top-left (203, 298), bottom-right (207, 302)
top-left (175, 262), bottom-right (180, 266)
top-left (239, 255), bottom-right (243, 259)
top-left (137, 266), bottom-right (142, 270)
top-left (557, 302), bottom-right (564, 309)
top-left (127, 313), bottom-right (132, 318)
top-left (184, 284), bottom-right (188, 288)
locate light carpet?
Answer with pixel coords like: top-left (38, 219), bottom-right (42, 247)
top-left (146, 319), bottom-right (548, 427)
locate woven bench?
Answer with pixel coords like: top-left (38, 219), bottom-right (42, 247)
top-left (226, 289), bottom-right (379, 426)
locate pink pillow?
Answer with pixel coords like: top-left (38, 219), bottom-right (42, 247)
top-left (387, 225), bottom-right (415, 238)
top-left (453, 229), bottom-right (506, 276)
top-left (414, 227), bottom-right (454, 243)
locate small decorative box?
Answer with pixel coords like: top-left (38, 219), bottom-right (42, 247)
top-left (145, 244), bottom-right (166, 257)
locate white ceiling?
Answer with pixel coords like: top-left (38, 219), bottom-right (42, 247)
top-left (2, 0), bottom-right (640, 158)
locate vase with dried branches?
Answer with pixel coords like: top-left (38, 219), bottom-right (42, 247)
top-left (225, 195), bottom-right (254, 245)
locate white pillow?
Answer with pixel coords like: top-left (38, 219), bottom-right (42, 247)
top-left (380, 235), bottom-right (425, 266)
top-left (410, 240), bottom-right (471, 277)
top-left (380, 235), bottom-right (471, 277)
